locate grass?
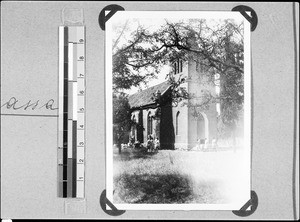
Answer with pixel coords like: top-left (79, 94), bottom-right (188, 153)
top-left (113, 147), bottom-right (246, 204)
top-left (114, 173), bottom-right (193, 203)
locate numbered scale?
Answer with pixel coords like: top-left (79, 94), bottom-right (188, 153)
top-left (58, 26), bottom-right (85, 198)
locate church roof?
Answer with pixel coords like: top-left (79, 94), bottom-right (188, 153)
top-left (128, 81), bottom-right (171, 109)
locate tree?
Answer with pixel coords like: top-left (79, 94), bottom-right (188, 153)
top-left (112, 18), bottom-right (244, 140)
top-left (113, 93), bottom-right (132, 153)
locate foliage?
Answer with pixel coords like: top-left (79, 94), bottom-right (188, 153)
top-left (112, 18), bottom-right (245, 137)
top-left (115, 173), bottom-right (193, 203)
top-left (113, 93), bottom-right (132, 145)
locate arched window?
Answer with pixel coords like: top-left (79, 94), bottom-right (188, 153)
top-left (174, 62), bottom-right (177, 74)
top-left (172, 58), bottom-right (186, 75)
top-left (147, 112), bottom-right (153, 136)
top-left (196, 112), bottom-right (209, 141)
top-left (132, 115), bottom-right (136, 139)
top-left (173, 59), bottom-right (184, 74)
top-left (176, 111), bottom-right (180, 135)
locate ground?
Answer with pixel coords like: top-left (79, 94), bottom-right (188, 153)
top-left (113, 147), bottom-right (248, 204)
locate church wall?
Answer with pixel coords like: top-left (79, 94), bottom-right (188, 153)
top-left (170, 61), bottom-right (190, 149)
top-left (188, 108), bottom-right (201, 148)
top-left (187, 104), bottom-right (218, 148)
top-left (160, 103), bottom-right (175, 149)
top-left (137, 110), bottom-right (144, 143)
top-left (129, 60), bottom-right (221, 150)
top-left (142, 108), bottom-right (155, 143)
top-left (128, 110), bottom-right (141, 142)
top-left (187, 61), bottom-right (219, 148)
top-left (172, 104), bottom-right (189, 149)
top-left (142, 110), bottom-right (147, 143)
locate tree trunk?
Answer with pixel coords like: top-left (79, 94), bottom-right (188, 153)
top-left (118, 142), bottom-right (122, 154)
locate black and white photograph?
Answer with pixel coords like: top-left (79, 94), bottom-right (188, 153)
top-left (106, 11), bottom-right (251, 210)
top-left (1, 1), bottom-right (299, 220)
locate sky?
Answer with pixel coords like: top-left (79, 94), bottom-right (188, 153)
top-left (110, 14), bottom-right (244, 95)
top-left (111, 18), bottom-right (177, 95)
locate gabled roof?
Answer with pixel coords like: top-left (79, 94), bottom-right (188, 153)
top-left (128, 81), bottom-right (171, 109)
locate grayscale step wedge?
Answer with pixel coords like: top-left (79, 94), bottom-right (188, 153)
top-left (58, 25), bottom-right (85, 198)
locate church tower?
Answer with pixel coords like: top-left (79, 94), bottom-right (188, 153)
top-left (171, 58), bottom-right (219, 149)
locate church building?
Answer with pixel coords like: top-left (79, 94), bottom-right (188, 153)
top-left (128, 59), bottom-right (219, 150)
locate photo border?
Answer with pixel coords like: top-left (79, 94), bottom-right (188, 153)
top-left (105, 11), bottom-right (251, 211)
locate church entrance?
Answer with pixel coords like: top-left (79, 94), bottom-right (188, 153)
top-left (196, 112), bottom-right (209, 141)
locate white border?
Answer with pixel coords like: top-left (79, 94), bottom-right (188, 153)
top-left (106, 11), bottom-right (251, 211)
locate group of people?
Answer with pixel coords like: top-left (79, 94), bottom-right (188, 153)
top-left (196, 137), bottom-right (218, 150)
top-left (146, 135), bottom-right (160, 152)
top-left (128, 135), bottom-right (160, 152)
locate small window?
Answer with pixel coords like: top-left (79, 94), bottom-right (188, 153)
top-left (176, 111), bottom-right (180, 135)
top-left (132, 116), bottom-right (136, 138)
top-left (180, 60), bottom-right (183, 72)
top-left (174, 62), bottom-right (177, 74)
top-left (147, 112), bottom-right (153, 136)
top-left (173, 59), bottom-right (184, 74)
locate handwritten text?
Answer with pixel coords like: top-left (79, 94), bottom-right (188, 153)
top-left (1, 97), bottom-right (58, 111)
